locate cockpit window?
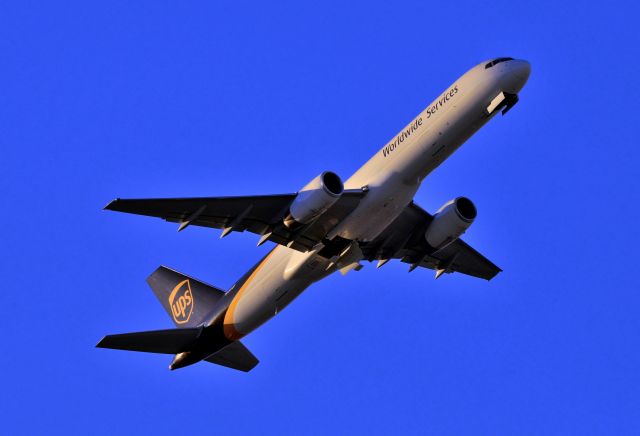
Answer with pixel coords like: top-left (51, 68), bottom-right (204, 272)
top-left (485, 57), bottom-right (514, 69)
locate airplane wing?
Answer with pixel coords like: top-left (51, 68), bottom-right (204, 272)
top-left (105, 190), bottom-right (365, 252)
top-left (359, 202), bottom-right (501, 280)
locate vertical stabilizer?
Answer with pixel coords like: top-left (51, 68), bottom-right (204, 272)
top-left (147, 266), bottom-right (226, 328)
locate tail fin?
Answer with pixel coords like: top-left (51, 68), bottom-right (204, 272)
top-left (147, 266), bottom-right (226, 328)
top-left (96, 327), bottom-right (202, 354)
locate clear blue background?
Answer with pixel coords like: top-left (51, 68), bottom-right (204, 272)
top-left (2, 2), bottom-right (639, 435)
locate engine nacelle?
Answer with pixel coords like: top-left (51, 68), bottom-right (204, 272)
top-left (284, 171), bottom-right (344, 228)
top-left (425, 197), bottom-right (477, 249)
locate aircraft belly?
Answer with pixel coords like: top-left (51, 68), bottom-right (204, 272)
top-left (226, 247), bottom-right (328, 339)
top-left (224, 79), bottom-right (501, 337)
top-left (336, 181), bottom-right (418, 241)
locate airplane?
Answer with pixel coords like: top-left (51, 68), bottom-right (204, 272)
top-left (97, 57), bottom-right (531, 371)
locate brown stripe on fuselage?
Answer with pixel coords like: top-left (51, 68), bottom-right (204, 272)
top-left (223, 246), bottom-right (279, 340)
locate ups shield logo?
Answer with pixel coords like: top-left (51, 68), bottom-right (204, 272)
top-left (169, 280), bottom-right (194, 324)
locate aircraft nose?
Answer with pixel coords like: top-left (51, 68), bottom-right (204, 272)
top-left (503, 59), bottom-right (531, 94)
top-left (514, 59), bottom-right (531, 83)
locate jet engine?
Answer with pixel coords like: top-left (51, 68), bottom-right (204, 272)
top-left (284, 171), bottom-right (344, 228)
top-left (425, 197), bottom-right (477, 249)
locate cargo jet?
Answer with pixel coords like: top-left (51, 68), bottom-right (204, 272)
top-left (97, 57), bottom-right (531, 371)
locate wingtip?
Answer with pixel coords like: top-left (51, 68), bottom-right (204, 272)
top-left (103, 199), bottom-right (120, 211)
top-left (238, 360), bottom-right (259, 372)
top-left (487, 269), bottom-right (503, 281)
top-left (95, 336), bottom-right (109, 348)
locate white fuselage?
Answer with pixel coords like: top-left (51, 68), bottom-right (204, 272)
top-left (222, 59), bottom-right (531, 341)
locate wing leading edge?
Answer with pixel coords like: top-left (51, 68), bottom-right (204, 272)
top-left (105, 190), bottom-right (366, 253)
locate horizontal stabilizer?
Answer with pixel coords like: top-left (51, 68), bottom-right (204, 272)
top-left (205, 341), bottom-right (259, 372)
top-left (96, 327), bottom-right (202, 354)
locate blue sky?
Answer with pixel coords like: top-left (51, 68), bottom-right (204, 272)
top-left (2, 1), bottom-right (639, 435)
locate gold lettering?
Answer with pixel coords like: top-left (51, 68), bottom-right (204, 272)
top-left (178, 296), bottom-right (187, 317)
top-left (172, 303), bottom-right (181, 318)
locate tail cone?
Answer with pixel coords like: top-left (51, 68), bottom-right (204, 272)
top-left (169, 352), bottom-right (193, 370)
